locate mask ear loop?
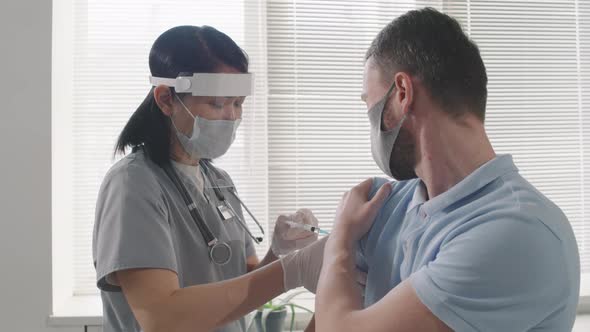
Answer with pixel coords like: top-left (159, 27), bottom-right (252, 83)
top-left (170, 94), bottom-right (199, 138)
top-left (380, 82), bottom-right (397, 127)
top-left (175, 94), bottom-right (196, 120)
top-left (169, 94), bottom-right (201, 164)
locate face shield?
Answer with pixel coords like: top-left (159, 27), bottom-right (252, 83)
top-left (150, 73), bottom-right (254, 160)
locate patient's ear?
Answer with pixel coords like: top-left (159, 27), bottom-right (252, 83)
top-left (395, 72), bottom-right (414, 117)
top-left (382, 72), bottom-right (413, 130)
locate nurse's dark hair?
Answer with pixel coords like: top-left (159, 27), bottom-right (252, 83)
top-left (115, 25), bottom-right (249, 166)
top-left (366, 7), bottom-right (488, 121)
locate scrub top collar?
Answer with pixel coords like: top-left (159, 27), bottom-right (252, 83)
top-left (406, 154), bottom-right (519, 217)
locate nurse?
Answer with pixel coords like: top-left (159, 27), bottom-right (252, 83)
top-left (92, 25), bottom-right (325, 332)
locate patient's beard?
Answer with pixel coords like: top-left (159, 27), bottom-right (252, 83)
top-left (389, 126), bottom-right (417, 181)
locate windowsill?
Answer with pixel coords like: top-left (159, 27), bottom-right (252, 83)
top-left (48, 294), bottom-right (590, 328)
top-left (47, 294), bottom-right (314, 328)
top-left (47, 295), bottom-right (102, 327)
top-left (579, 295), bottom-right (590, 314)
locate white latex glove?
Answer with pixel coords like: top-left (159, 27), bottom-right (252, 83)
top-left (280, 236), bottom-right (368, 294)
top-left (280, 236), bottom-right (327, 293)
top-left (271, 208), bottom-right (319, 256)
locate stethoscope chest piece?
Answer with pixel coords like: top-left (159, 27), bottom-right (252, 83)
top-left (209, 241), bottom-right (232, 265)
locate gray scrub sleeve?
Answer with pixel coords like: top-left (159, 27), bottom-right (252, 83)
top-left (94, 163), bottom-right (177, 292)
top-left (244, 228), bottom-right (256, 258)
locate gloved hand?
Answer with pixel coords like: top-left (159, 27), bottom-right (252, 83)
top-left (271, 208), bottom-right (319, 256)
top-left (280, 236), bottom-right (368, 294)
top-left (280, 236), bottom-right (327, 293)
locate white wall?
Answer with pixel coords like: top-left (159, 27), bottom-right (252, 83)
top-left (0, 1), bottom-right (76, 331)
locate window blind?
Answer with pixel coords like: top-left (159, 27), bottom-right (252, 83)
top-left (443, 0), bottom-right (590, 282)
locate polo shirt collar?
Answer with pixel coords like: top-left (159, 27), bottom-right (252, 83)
top-left (407, 154), bottom-right (518, 216)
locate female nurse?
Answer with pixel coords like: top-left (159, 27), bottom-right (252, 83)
top-left (92, 25), bottom-right (326, 332)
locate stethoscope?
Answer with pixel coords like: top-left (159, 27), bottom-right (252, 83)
top-left (162, 159), bottom-right (265, 266)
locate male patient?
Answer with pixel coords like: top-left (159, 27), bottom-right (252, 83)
top-left (314, 8), bottom-right (580, 332)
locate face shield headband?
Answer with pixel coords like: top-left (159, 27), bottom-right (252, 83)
top-left (149, 73), bottom-right (254, 97)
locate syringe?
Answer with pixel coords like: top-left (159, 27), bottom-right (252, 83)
top-left (285, 221), bottom-right (330, 235)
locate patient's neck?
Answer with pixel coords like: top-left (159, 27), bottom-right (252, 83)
top-left (415, 113), bottom-right (495, 200)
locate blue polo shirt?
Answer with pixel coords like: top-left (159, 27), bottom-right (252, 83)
top-left (357, 155), bottom-right (580, 331)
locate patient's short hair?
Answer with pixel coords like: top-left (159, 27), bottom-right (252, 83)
top-left (366, 7), bottom-right (488, 121)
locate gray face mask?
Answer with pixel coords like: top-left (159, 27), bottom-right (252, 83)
top-left (173, 95), bottom-right (241, 160)
top-left (368, 82), bottom-right (408, 178)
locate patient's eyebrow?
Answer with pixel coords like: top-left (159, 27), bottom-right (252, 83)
top-left (361, 93), bottom-right (367, 102)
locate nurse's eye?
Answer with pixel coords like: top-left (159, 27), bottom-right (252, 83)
top-left (210, 101), bottom-right (225, 110)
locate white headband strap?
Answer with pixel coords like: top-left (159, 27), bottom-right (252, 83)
top-left (149, 73), bottom-right (254, 97)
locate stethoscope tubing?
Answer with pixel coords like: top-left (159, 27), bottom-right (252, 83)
top-left (162, 163), bottom-right (217, 245)
top-left (200, 160), bottom-right (266, 241)
top-left (162, 160), bottom-right (265, 265)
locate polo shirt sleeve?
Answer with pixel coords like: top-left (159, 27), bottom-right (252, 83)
top-left (356, 177), bottom-right (391, 271)
top-left (355, 177), bottom-right (390, 272)
top-left (93, 163), bottom-right (178, 292)
top-left (410, 216), bottom-right (568, 331)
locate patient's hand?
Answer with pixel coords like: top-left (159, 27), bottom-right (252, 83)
top-left (331, 178), bottom-right (392, 244)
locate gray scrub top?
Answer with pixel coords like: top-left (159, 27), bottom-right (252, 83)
top-left (92, 150), bottom-right (256, 332)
